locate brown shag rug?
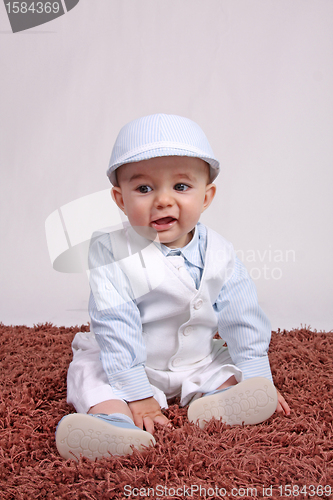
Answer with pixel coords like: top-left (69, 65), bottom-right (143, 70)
top-left (0, 323), bottom-right (332, 500)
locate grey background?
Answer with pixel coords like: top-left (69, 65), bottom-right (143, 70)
top-left (0, 0), bottom-right (332, 330)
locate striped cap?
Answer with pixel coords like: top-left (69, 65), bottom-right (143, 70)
top-left (107, 114), bottom-right (220, 185)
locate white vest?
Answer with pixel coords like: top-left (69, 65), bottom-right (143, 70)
top-left (107, 224), bottom-right (235, 372)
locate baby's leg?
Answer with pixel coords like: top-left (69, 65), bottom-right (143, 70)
top-left (89, 399), bottom-right (134, 420)
top-left (215, 375), bottom-right (238, 391)
top-left (66, 331), bottom-right (124, 415)
top-left (182, 342), bottom-right (277, 428)
top-left (56, 332), bottom-right (155, 461)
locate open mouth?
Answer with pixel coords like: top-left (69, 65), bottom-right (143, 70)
top-left (151, 217), bottom-right (177, 230)
top-left (153, 217), bottom-right (176, 225)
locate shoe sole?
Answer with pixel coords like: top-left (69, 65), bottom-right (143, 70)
top-left (56, 413), bottom-right (156, 461)
top-left (187, 377), bottom-right (277, 429)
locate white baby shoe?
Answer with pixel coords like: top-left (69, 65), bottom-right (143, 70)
top-left (56, 413), bottom-right (155, 461)
top-left (187, 377), bottom-right (277, 429)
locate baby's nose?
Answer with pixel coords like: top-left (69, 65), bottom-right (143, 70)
top-left (154, 191), bottom-right (174, 207)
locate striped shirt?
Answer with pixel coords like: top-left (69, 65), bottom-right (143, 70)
top-left (88, 223), bottom-right (273, 401)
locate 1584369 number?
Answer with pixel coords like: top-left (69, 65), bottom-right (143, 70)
top-left (5, 2), bottom-right (60, 14)
top-left (278, 485), bottom-right (332, 497)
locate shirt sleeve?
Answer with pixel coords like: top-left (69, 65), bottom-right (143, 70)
top-left (214, 256), bottom-right (274, 383)
top-left (88, 233), bottom-right (153, 402)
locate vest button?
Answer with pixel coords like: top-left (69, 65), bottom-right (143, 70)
top-left (172, 358), bottom-right (182, 367)
top-left (183, 327), bottom-right (193, 336)
top-left (194, 299), bottom-right (203, 310)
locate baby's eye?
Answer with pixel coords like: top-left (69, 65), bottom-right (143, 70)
top-left (174, 183), bottom-right (189, 192)
top-left (137, 185), bottom-right (152, 193)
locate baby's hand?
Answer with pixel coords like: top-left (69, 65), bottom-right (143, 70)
top-left (276, 390), bottom-right (291, 415)
top-left (128, 396), bottom-right (171, 434)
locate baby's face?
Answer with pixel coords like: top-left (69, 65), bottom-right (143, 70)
top-left (112, 156), bottom-right (216, 248)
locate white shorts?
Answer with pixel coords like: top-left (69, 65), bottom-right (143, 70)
top-left (67, 331), bottom-right (243, 413)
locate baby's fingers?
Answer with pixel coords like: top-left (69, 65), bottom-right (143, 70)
top-left (142, 414), bottom-right (172, 434)
top-left (276, 391), bottom-right (291, 415)
top-left (153, 414), bottom-right (173, 428)
top-left (132, 414), bottom-right (144, 430)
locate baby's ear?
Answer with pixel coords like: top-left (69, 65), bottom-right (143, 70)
top-left (111, 187), bottom-right (126, 214)
top-left (202, 183), bottom-right (216, 212)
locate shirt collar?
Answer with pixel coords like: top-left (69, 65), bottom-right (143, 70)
top-left (155, 225), bottom-right (204, 269)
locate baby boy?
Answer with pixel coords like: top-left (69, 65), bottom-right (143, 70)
top-left (56, 114), bottom-right (290, 461)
